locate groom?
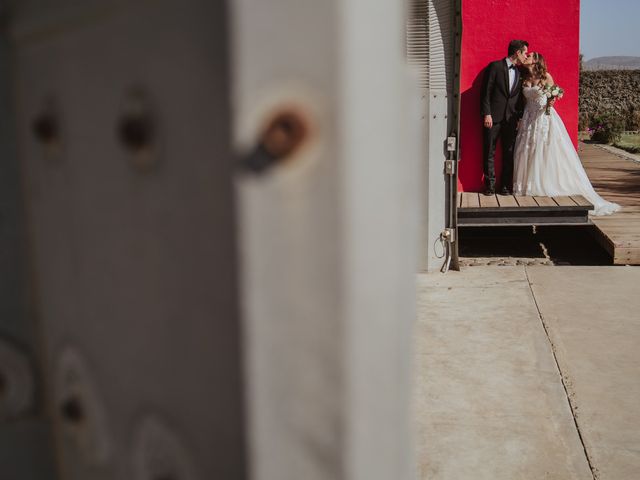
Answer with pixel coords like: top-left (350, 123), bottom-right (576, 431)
top-left (481, 39), bottom-right (529, 195)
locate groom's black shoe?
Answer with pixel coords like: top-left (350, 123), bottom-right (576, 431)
top-left (500, 186), bottom-right (512, 195)
top-left (483, 187), bottom-right (495, 196)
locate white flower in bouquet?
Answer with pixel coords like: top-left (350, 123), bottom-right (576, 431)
top-left (542, 83), bottom-right (564, 115)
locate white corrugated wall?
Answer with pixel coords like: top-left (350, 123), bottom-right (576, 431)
top-left (407, 0), bottom-right (456, 271)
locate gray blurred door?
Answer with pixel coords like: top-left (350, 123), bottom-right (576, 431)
top-left (9, 1), bottom-right (245, 479)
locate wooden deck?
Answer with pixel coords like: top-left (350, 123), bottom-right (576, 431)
top-left (579, 143), bottom-right (640, 265)
top-left (458, 193), bottom-right (593, 226)
top-left (456, 142), bottom-right (640, 264)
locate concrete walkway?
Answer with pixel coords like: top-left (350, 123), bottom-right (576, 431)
top-left (415, 266), bottom-right (640, 479)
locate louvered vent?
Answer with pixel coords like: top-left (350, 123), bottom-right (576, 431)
top-left (406, 0), bottom-right (429, 89)
top-left (428, 0), bottom-right (454, 92)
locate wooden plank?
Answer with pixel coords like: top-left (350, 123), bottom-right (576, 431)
top-left (496, 194), bottom-right (519, 208)
top-left (601, 230), bottom-right (640, 238)
top-left (595, 215), bottom-right (640, 224)
top-left (611, 238), bottom-right (640, 248)
top-left (460, 192), bottom-right (480, 209)
top-left (515, 196), bottom-right (539, 207)
top-left (534, 196), bottom-right (558, 207)
top-left (597, 231), bottom-right (640, 239)
top-left (614, 248), bottom-right (640, 265)
top-left (479, 194), bottom-right (500, 208)
top-left (590, 224), bottom-right (615, 256)
top-left (459, 216), bottom-right (591, 226)
top-left (591, 218), bottom-right (640, 265)
top-left (605, 239), bottom-right (640, 249)
top-left (553, 196), bottom-right (578, 207)
top-left (595, 226), bottom-right (640, 235)
top-left (592, 221), bottom-right (636, 229)
top-left (597, 225), bottom-right (640, 233)
top-left (593, 223), bottom-right (640, 233)
top-left (595, 214), bottom-right (640, 222)
top-left (458, 207), bottom-right (590, 225)
top-left (593, 212), bottom-right (640, 219)
top-left (570, 195), bottom-right (593, 208)
top-left (594, 216), bottom-right (640, 224)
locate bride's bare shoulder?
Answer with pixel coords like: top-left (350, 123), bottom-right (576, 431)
top-left (544, 72), bottom-right (555, 85)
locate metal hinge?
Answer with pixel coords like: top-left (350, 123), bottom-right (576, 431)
top-left (446, 136), bottom-right (457, 152)
top-left (444, 159), bottom-right (456, 175)
top-left (441, 227), bottom-right (456, 244)
top-left (439, 228), bottom-right (457, 273)
top-left (445, 135), bottom-right (458, 176)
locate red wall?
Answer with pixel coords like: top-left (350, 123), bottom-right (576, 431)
top-left (459, 0), bottom-right (581, 192)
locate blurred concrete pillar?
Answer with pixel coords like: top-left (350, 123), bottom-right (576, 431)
top-left (232, 0), bottom-right (420, 478)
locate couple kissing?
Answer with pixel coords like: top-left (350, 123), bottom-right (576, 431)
top-left (480, 39), bottom-right (619, 216)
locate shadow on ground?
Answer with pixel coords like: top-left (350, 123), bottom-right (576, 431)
top-left (459, 225), bottom-right (613, 265)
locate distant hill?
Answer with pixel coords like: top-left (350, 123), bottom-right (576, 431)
top-left (584, 56), bottom-right (640, 71)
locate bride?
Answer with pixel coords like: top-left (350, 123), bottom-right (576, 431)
top-left (513, 52), bottom-right (620, 216)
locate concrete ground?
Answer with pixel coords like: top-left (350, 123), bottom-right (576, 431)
top-left (415, 266), bottom-right (640, 480)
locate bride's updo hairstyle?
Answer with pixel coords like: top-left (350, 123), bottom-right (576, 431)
top-left (531, 52), bottom-right (548, 82)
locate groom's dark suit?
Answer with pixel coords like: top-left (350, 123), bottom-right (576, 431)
top-left (481, 58), bottom-right (525, 191)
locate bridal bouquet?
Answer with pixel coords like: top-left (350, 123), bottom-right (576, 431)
top-left (542, 84), bottom-right (564, 115)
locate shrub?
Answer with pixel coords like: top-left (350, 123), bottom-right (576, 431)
top-left (578, 112), bottom-right (590, 131)
top-left (580, 70), bottom-right (640, 133)
top-left (626, 106), bottom-right (640, 131)
top-left (588, 113), bottom-right (625, 143)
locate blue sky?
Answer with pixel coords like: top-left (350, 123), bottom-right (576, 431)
top-left (581, 0), bottom-right (640, 59)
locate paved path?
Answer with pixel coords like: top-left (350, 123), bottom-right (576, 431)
top-left (416, 266), bottom-right (640, 479)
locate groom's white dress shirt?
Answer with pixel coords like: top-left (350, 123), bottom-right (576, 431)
top-left (505, 57), bottom-right (516, 92)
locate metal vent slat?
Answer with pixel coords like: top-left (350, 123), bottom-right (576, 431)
top-left (428, 0), bottom-right (454, 92)
top-left (406, 0), bottom-right (429, 89)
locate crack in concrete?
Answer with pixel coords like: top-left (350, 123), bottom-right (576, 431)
top-left (524, 266), bottom-right (599, 480)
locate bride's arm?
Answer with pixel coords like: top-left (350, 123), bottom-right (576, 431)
top-left (545, 73), bottom-right (557, 106)
top-left (545, 73), bottom-right (555, 86)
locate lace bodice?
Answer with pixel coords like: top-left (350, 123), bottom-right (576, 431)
top-left (523, 86), bottom-right (547, 111)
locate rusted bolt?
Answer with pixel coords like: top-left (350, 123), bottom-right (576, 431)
top-left (241, 108), bottom-right (309, 174)
top-left (262, 110), bottom-right (307, 160)
top-left (118, 88), bottom-right (158, 172)
top-left (32, 112), bottom-right (58, 145)
top-left (60, 395), bottom-right (85, 424)
top-left (119, 114), bottom-right (154, 152)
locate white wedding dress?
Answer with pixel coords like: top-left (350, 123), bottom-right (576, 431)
top-left (513, 86), bottom-right (620, 216)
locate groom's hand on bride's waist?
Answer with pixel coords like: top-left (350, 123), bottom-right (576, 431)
top-left (483, 115), bottom-right (493, 128)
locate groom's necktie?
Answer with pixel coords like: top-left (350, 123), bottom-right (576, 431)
top-left (509, 65), bottom-right (517, 92)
